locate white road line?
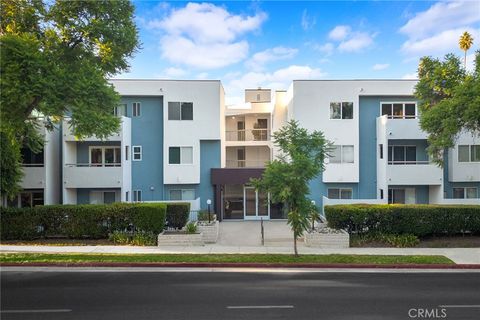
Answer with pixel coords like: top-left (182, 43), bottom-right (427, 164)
top-left (1, 309), bottom-right (72, 314)
top-left (439, 305), bottom-right (480, 308)
top-left (227, 305), bottom-right (294, 309)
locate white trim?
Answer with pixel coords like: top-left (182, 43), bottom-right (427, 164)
top-left (329, 101), bottom-right (354, 120)
top-left (453, 187), bottom-right (478, 199)
top-left (88, 146), bottom-right (121, 166)
top-left (379, 101), bottom-right (417, 119)
top-left (168, 189), bottom-right (196, 201)
top-left (329, 145), bottom-right (355, 164)
top-left (327, 188), bottom-right (353, 199)
top-left (132, 102), bottom-right (141, 117)
top-left (132, 145), bottom-right (142, 161)
top-left (458, 144), bottom-right (480, 163)
top-left (168, 146), bottom-right (194, 165)
top-left (167, 101), bottom-right (194, 121)
top-left (133, 189), bottom-right (142, 202)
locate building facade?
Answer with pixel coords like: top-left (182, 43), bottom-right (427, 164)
top-left (4, 79), bottom-right (480, 217)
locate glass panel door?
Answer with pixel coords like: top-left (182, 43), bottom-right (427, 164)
top-left (105, 148), bottom-right (115, 166)
top-left (244, 187), bottom-right (256, 218)
top-left (90, 148), bottom-right (103, 166)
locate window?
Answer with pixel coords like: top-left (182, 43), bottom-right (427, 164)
top-left (330, 102), bottom-right (353, 119)
top-left (388, 189), bottom-right (406, 204)
top-left (168, 102), bottom-right (193, 120)
top-left (89, 147), bottom-right (121, 166)
top-left (125, 146), bottom-right (129, 161)
top-left (126, 191), bottom-right (129, 202)
top-left (379, 144), bottom-right (383, 159)
top-left (458, 145), bottom-right (480, 162)
top-left (169, 189), bottom-right (195, 201)
top-left (388, 145), bottom-right (416, 164)
top-left (453, 187), bottom-right (478, 199)
top-left (133, 190), bottom-right (142, 202)
top-left (132, 146), bottom-right (142, 161)
top-left (327, 188), bottom-right (353, 199)
top-left (133, 102), bottom-right (141, 117)
top-left (114, 104), bottom-right (127, 117)
top-left (381, 102), bottom-right (417, 119)
top-left (329, 145), bottom-right (354, 164)
top-left (21, 147), bottom-right (44, 166)
top-left (169, 147), bottom-right (193, 164)
top-left (11, 191), bottom-right (45, 208)
top-left (380, 189), bottom-right (384, 199)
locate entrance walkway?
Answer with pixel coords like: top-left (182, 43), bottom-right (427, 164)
top-left (218, 221), bottom-right (294, 247)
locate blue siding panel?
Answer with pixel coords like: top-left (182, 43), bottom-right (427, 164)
top-left (200, 140), bottom-right (221, 210)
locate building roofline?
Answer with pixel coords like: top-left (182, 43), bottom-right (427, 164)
top-left (109, 78), bottom-right (222, 82)
top-left (292, 79), bottom-right (418, 82)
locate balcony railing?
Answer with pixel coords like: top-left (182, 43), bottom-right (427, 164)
top-left (384, 115), bottom-right (418, 119)
top-left (65, 163), bottom-right (122, 167)
top-left (226, 160), bottom-right (268, 168)
top-left (21, 163), bottom-right (44, 167)
top-left (387, 160), bottom-right (431, 165)
top-left (226, 129), bottom-right (270, 142)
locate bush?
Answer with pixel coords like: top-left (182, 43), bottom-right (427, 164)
top-left (197, 210), bottom-right (216, 222)
top-left (351, 233), bottom-right (419, 248)
top-left (185, 221), bottom-right (197, 234)
top-left (109, 230), bottom-right (157, 246)
top-left (166, 203), bottom-right (190, 229)
top-left (0, 203), bottom-right (166, 240)
top-left (325, 204), bottom-right (480, 237)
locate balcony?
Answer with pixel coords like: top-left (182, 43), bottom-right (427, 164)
top-left (377, 115), bottom-right (427, 140)
top-left (64, 163), bottom-right (122, 188)
top-left (387, 161), bottom-right (443, 185)
top-left (226, 129), bottom-right (271, 142)
top-left (63, 116), bottom-right (130, 142)
top-left (226, 159), bottom-right (268, 168)
top-left (20, 165), bottom-right (45, 189)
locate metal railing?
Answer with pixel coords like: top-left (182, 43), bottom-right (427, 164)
top-left (384, 115), bottom-right (418, 119)
top-left (387, 160), bottom-right (432, 165)
top-left (226, 129), bottom-right (270, 141)
top-left (65, 163), bottom-right (122, 167)
top-left (21, 163), bottom-right (44, 167)
top-left (225, 159), bottom-right (268, 168)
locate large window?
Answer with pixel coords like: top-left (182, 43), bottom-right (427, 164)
top-left (329, 145), bottom-right (354, 164)
top-left (458, 145), bottom-right (480, 162)
top-left (327, 188), bottom-right (352, 199)
top-left (89, 147), bottom-right (121, 166)
top-left (21, 147), bottom-right (44, 166)
top-left (114, 104), bottom-right (127, 117)
top-left (330, 102), bottom-right (353, 119)
top-left (388, 145), bottom-right (416, 164)
top-left (169, 189), bottom-right (195, 201)
top-left (169, 147), bottom-right (193, 164)
top-left (168, 102), bottom-right (193, 120)
top-left (8, 191), bottom-right (44, 208)
top-left (453, 187), bottom-right (478, 199)
top-left (381, 102), bottom-right (416, 119)
top-left (133, 102), bottom-right (141, 117)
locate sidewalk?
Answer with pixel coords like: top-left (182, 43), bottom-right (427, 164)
top-left (1, 245), bottom-right (479, 265)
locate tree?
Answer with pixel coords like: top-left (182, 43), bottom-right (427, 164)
top-left (459, 31), bottom-right (474, 68)
top-left (415, 52), bottom-right (480, 164)
top-left (0, 0), bottom-right (139, 198)
top-left (252, 120), bottom-right (330, 256)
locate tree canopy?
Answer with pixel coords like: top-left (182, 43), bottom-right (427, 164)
top-left (0, 0), bottom-right (139, 199)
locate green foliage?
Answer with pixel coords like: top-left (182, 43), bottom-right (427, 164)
top-left (252, 120), bottom-right (330, 255)
top-left (351, 233), bottom-right (419, 248)
top-left (166, 203), bottom-right (190, 229)
top-left (0, 203), bottom-right (166, 240)
top-left (197, 210), bottom-right (216, 221)
top-left (0, 130), bottom-right (23, 199)
top-left (185, 222), bottom-right (197, 234)
top-left (109, 231), bottom-right (156, 246)
top-left (0, 0), bottom-right (139, 197)
top-left (325, 204), bottom-right (480, 237)
top-left (415, 51), bottom-right (480, 164)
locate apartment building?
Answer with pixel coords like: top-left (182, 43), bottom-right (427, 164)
top-left (5, 79), bottom-right (479, 217)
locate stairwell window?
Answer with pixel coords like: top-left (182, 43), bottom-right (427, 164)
top-left (328, 188), bottom-right (353, 199)
top-left (329, 145), bottom-right (354, 163)
top-left (133, 190), bottom-right (142, 202)
top-left (168, 102), bottom-right (193, 120)
top-left (132, 146), bottom-right (142, 161)
top-left (458, 145), bottom-right (480, 162)
top-left (330, 102), bottom-right (353, 119)
top-left (132, 102), bottom-right (141, 117)
top-left (169, 147), bottom-right (193, 164)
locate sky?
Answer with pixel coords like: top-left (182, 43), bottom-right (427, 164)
top-left (119, 0), bottom-right (480, 104)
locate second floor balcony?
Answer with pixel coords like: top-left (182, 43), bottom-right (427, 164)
top-left (387, 161), bottom-right (443, 185)
top-left (226, 128), bottom-right (271, 142)
top-left (377, 115), bottom-right (427, 140)
top-left (64, 163), bottom-right (123, 188)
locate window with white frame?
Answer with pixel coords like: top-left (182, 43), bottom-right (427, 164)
top-left (329, 145), bottom-right (354, 164)
top-left (114, 104), bottom-right (127, 117)
top-left (388, 145), bottom-right (417, 164)
top-left (132, 146), bottom-right (142, 161)
top-left (132, 102), bottom-right (141, 117)
top-left (133, 190), bottom-right (142, 202)
top-left (89, 146), bottom-right (121, 166)
top-left (453, 187), bottom-right (478, 199)
top-left (168, 102), bottom-right (193, 120)
top-left (327, 188), bottom-right (353, 199)
top-left (169, 189), bottom-right (195, 201)
top-left (381, 102), bottom-right (416, 119)
top-left (169, 146), bottom-right (193, 164)
top-left (330, 102), bottom-right (353, 119)
top-left (458, 145), bottom-right (480, 162)
top-left (125, 146), bottom-right (129, 161)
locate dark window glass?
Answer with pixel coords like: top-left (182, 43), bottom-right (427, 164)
top-left (453, 188), bottom-right (465, 199)
top-left (330, 102), bottom-right (341, 119)
top-left (471, 145), bottom-right (480, 162)
top-left (342, 102), bottom-right (353, 119)
top-left (393, 146), bottom-right (404, 162)
top-left (104, 192), bottom-right (116, 204)
top-left (21, 147), bottom-right (44, 165)
top-left (381, 104), bottom-right (392, 117)
top-left (327, 189), bottom-right (340, 199)
top-left (340, 189), bottom-right (352, 199)
top-left (405, 103), bottom-right (416, 118)
top-left (181, 103), bottom-right (193, 120)
top-left (169, 147), bottom-right (181, 164)
top-left (379, 144), bottom-right (383, 159)
top-left (20, 192), bottom-right (32, 208)
top-left (388, 146), bottom-right (393, 162)
top-left (380, 189), bottom-right (384, 199)
top-left (393, 103), bottom-right (403, 118)
top-left (168, 102), bottom-right (181, 120)
top-left (406, 146), bottom-right (416, 163)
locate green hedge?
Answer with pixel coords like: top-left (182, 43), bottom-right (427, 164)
top-left (325, 204), bottom-right (480, 237)
top-left (0, 203), bottom-right (166, 240)
top-left (166, 203), bottom-right (190, 229)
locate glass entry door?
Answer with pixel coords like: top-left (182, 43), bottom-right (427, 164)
top-left (243, 186), bottom-right (270, 220)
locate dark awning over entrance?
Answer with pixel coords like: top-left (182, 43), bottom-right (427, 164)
top-left (211, 168), bottom-right (265, 185)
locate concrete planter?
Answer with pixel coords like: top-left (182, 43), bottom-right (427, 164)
top-left (304, 228), bottom-right (350, 248)
top-left (157, 231), bottom-right (204, 246)
top-left (197, 220), bottom-right (219, 243)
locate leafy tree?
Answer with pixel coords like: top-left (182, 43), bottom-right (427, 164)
top-left (459, 31), bottom-right (474, 68)
top-left (252, 120), bottom-right (330, 256)
top-left (415, 52), bottom-right (480, 164)
top-left (0, 0), bottom-right (139, 198)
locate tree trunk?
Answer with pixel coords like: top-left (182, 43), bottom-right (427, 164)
top-left (293, 233), bottom-right (298, 257)
top-left (465, 50), bottom-right (467, 69)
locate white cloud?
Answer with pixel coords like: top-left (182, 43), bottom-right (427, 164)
top-left (338, 32), bottom-right (374, 52)
top-left (329, 25), bottom-right (351, 41)
top-left (313, 42), bottom-right (334, 56)
top-left (402, 72), bottom-right (418, 79)
top-left (246, 46), bottom-right (298, 69)
top-left (301, 9), bottom-right (316, 31)
top-left (162, 67), bottom-right (187, 77)
top-left (148, 2), bottom-right (267, 69)
top-left (399, 1), bottom-right (480, 41)
top-left (372, 63), bottom-right (390, 71)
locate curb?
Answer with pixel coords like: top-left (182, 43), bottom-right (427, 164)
top-left (2, 262), bottom-right (480, 269)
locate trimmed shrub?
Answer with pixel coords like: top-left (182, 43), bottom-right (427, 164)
top-left (197, 210), bottom-right (216, 222)
top-left (325, 204), bottom-right (480, 237)
top-left (166, 203), bottom-right (190, 229)
top-left (0, 203), bottom-right (166, 240)
top-left (109, 230), bottom-right (157, 246)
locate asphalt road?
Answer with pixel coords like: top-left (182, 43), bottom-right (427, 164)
top-left (1, 268), bottom-right (480, 320)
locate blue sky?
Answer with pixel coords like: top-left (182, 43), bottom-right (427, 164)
top-left (119, 1), bottom-right (480, 103)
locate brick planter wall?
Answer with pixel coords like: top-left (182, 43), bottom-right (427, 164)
top-left (157, 231), bottom-right (204, 246)
top-left (304, 229), bottom-right (350, 248)
top-left (197, 221), bottom-right (219, 244)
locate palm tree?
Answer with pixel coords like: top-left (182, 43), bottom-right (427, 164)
top-left (459, 31), bottom-right (474, 68)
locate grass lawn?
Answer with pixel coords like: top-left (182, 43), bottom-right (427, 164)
top-left (0, 253), bottom-right (454, 265)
